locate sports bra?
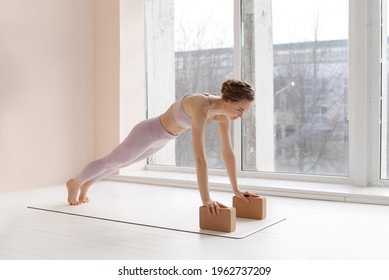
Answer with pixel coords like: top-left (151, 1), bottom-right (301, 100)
top-left (172, 93), bottom-right (213, 129)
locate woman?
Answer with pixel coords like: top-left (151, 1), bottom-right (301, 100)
top-left (66, 79), bottom-right (257, 215)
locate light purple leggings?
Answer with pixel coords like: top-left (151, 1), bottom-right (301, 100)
top-left (76, 117), bottom-right (177, 186)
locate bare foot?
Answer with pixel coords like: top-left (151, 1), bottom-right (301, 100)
top-left (66, 178), bottom-right (81, 206)
top-left (78, 181), bottom-right (92, 204)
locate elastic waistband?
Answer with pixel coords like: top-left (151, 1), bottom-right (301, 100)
top-left (153, 117), bottom-right (177, 139)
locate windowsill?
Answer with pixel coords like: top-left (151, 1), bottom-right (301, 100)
top-left (107, 170), bottom-right (389, 205)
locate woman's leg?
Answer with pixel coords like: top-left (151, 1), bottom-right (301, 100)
top-left (82, 145), bottom-right (163, 184)
top-left (76, 144), bottom-right (167, 203)
top-left (67, 117), bottom-right (176, 205)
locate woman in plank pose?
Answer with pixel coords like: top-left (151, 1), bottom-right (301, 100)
top-left (66, 79), bottom-right (256, 215)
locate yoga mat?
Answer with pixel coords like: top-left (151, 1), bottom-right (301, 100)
top-left (27, 182), bottom-right (286, 239)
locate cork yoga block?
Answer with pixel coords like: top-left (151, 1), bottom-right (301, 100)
top-left (199, 206), bottom-right (236, 233)
top-left (233, 195), bottom-right (267, 220)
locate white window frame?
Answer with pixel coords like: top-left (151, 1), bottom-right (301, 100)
top-left (144, 0), bottom-right (389, 189)
top-left (370, 0), bottom-right (384, 187)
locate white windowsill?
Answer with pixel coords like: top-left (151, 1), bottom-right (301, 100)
top-left (107, 170), bottom-right (389, 206)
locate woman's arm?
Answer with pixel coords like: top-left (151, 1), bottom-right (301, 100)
top-left (217, 116), bottom-right (238, 192)
top-left (217, 116), bottom-right (257, 202)
top-left (191, 114), bottom-right (209, 204)
top-left (190, 97), bottom-right (227, 215)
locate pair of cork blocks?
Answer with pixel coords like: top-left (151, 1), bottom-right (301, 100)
top-left (199, 195), bottom-right (267, 233)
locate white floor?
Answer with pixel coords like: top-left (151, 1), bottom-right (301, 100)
top-left (1, 180), bottom-right (389, 260)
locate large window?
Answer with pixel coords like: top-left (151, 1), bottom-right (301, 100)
top-left (145, 0), bottom-right (388, 187)
top-left (241, 0), bottom-right (349, 176)
top-left (146, 0), bottom-right (234, 168)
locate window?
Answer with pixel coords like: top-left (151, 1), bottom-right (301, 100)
top-left (145, 0), bottom-right (388, 188)
top-left (145, 0), bottom-right (234, 168)
top-left (241, 0), bottom-right (349, 176)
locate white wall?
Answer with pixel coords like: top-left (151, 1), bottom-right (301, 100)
top-left (95, 0), bottom-right (120, 159)
top-left (0, 0), bottom-right (95, 193)
top-left (0, 0), bottom-right (146, 193)
top-left (119, 0), bottom-right (147, 172)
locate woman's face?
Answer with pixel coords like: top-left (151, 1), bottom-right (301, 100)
top-left (224, 99), bottom-right (253, 120)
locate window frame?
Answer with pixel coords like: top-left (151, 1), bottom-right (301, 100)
top-left (371, 0), bottom-right (384, 186)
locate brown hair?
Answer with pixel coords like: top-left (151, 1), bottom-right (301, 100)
top-left (221, 79), bottom-right (255, 102)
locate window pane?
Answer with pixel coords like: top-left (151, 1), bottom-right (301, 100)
top-left (241, 0), bottom-right (349, 176)
top-left (146, 0), bottom-right (234, 167)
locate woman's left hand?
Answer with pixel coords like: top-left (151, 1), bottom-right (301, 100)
top-left (234, 190), bottom-right (259, 203)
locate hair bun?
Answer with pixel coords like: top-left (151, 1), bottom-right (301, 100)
top-left (221, 79), bottom-right (255, 102)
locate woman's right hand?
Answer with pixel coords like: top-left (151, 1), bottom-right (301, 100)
top-left (203, 200), bottom-right (227, 216)
top-left (234, 190), bottom-right (259, 203)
